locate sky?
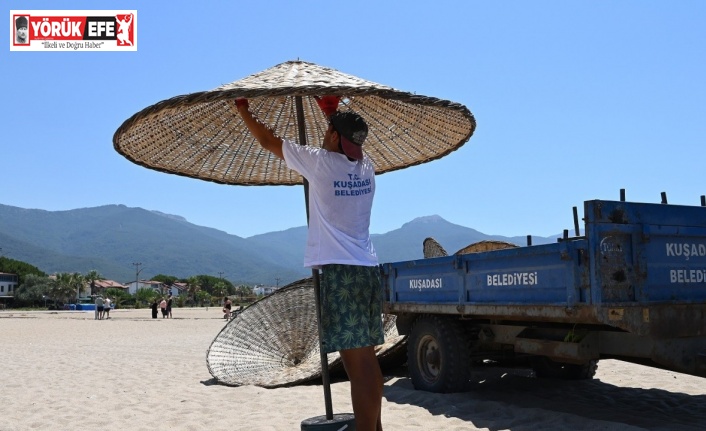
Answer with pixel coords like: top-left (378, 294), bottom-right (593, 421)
top-left (3, 1), bottom-right (705, 242)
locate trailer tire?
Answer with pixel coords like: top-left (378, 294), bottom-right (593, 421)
top-left (532, 357), bottom-right (598, 380)
top-left (407, 315), bottom-right (471, 393)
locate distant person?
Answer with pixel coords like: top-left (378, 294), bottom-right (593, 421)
top-left (95, 295), bottom-right (104, 320)
top-left (103, 297), bottom-right (112, 319)
top-left (160, 298), bottom-right (168, 318)
top-left (166, 295), bottom-right (173, 318)
top-left (223, 296), bottom-right (232, 320)
top-left (150, 299), bottom-right (158, 319)
top-left (15, 16), bottom-right (29, 45)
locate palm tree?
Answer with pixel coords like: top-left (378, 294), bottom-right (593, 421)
top-left (196, 290), bottom-right (211, 307)
top-left (84, 270), bottom-right (103, 296)
top-left (235, 284), bottom-right (252, 303)
top-left (49, 273), bottom-right (79, 305)
top-left (186, 276), bottom-right (200, 305)
top-left (213, 281), bottom-right (227, 298)
top-left (104, 287), bottom-right (130, 309)
top-left (69, 272), bottom-right (85, 301)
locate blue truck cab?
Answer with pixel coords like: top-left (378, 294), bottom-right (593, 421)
top-left (381, 198), bottom-right (706, 392)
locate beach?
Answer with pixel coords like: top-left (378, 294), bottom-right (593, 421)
top-left (1, 308), bottom-right (704, 431)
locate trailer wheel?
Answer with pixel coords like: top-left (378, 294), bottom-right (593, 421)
top-left (532, 357), bottom-right (598, 380)
top-left (407, 315), bottom-right (471, 393)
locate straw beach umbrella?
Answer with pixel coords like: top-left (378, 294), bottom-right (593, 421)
top-left (113, 60), bottom-right (475, 185)
top-left (113, 59), bottom-right (475, 427)
top-left (455, 240), bottom-right (519, 255)
top-left (206, 277), bottom-right (406, 388)
top-left (207, 278), bottom-right (340, 388)
top-left (423, 237), bottom-right (449, 258)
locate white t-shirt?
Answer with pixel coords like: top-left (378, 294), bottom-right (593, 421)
top-left (283, 139), bottom-right (377, 268)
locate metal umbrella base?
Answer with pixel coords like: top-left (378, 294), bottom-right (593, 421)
top-left (301, 413), bottom-right (356, 431)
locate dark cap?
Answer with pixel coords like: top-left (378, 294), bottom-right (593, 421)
top-left (330, 111), bottom-right (368, 161)
top-left (16, 16), bottom-right (28, 29)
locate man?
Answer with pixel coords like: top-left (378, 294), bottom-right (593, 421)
top-left (223, 296), bottom-right (232, 319)
top-left (232, 97), bottom-right (384, 431)
top-left (15, 16), bottom-right (29, 45)
top-left (103, 296), bottom-right (112, 319)
top-left (159, 297), bottom-right (167, 318)
top-left (150, 299), bottom-right (159, 319)
top-left (166, 294), bottom-right (173, 318)
top-left (95, 295), bottom-right (104, 320)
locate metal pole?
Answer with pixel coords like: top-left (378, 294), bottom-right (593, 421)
top-left (295, 96), bottom-right (334, 420)
top-left (132, 262), bottom-right (142, 295)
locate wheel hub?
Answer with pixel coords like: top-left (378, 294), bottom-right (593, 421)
top-left (419, 335), bottom-right (441, 380)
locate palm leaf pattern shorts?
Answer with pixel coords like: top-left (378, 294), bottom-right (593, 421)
top-left (319, 264), bottom-right (384, 353)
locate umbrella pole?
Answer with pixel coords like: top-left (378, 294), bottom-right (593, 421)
top-left (295, 97), bottom-right (334, 419)
top-left (312, 268), bottom-right (333, 418)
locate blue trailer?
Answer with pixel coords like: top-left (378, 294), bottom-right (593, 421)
top-left (381, 198), bottom-right (706, 392)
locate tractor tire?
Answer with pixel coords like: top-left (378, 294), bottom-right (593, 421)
top-left (407, 315), bottom-right (472, 393)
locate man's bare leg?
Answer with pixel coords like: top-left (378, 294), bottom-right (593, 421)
top-left (340, 346), bottom-right (383, 431)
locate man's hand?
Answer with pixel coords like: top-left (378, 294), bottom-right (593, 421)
top-left (230, 97), bottom-right (284, 160)
top-left (314, 95), bottom-right (340, 117)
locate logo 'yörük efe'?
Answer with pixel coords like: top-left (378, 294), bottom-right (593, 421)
top-left (11, 11), bottom-right (137, 51)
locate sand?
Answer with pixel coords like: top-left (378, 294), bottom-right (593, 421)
top-left (1, 308), bottom-right (704, 431)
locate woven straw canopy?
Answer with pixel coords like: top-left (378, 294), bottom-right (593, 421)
top-left (423, 238), bottom-right (518, 258)
top-left (113, 60), bottom-right (476, 185)
top-left (423, 237), bottom-right (449, 258)
top-left (206, 277), bottom-right (406, 388)
top-left (454, 240), bottom-right (518, 255)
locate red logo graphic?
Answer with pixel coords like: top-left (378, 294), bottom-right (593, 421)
top-left (115, 13), bottom-right (134, 46)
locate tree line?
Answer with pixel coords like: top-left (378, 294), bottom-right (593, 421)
top-left (0, 256), bottom-right (255, 309)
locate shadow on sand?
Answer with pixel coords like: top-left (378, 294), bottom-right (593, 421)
top-left (383, 365), bottom-right (706, 431)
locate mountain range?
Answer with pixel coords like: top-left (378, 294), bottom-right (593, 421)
top-left (0, 203), bottom-right (556, 286)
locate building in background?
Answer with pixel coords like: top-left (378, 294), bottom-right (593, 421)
top-left (0, 272), bottom-right (19, 308)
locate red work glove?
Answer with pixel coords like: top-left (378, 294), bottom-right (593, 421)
top-left (314, 95), bottom-right (340, 117)
top-left (234, 98), bottom-right (249, 109)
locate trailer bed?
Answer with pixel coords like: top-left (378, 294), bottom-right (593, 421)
top-left (381, 199), bottom-right (706, 388)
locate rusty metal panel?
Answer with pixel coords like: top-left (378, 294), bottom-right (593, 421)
top-left (592, 228), bottom-right (637, 302)
top-left (600, 303), bottom-right (706, 337)
top-left (385, 302), bottom-right (602, 324)
top-left (585, 199), bottom-right (706, 226)
top-left (585, 200), bottom-right (706, 307)
top-left (514, 333), bottom-right (599, 363)
top-left (653, 336), bottom-right (706, 378)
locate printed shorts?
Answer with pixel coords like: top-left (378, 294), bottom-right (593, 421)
top-left (319, 264), bottom-right (384, 353)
